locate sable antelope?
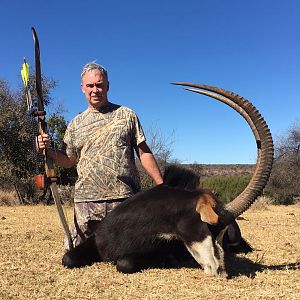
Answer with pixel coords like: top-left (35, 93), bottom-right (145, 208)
top-left (62, 83), bottom-right (274, 276)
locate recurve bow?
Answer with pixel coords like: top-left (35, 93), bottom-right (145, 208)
top-left (31, 27), bottom-right (74, 250)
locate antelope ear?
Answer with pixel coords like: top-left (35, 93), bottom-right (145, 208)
top-left (196, 192), bottom-right (219, 225)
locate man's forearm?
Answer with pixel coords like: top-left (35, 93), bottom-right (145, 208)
top-left (140, 153), bottom-right (163, 184)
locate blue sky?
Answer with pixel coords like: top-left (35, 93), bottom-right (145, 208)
top-left (1, 0), bottom-right (299, 164)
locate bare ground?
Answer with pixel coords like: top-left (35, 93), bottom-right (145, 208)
top-left (0, 204), bottom-right (299, 300)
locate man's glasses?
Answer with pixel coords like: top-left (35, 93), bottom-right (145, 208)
top-left (85, 83), bottom-right (105, 89)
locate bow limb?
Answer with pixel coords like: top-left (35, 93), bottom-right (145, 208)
top-left (31, 27), bottom-right (74, 250)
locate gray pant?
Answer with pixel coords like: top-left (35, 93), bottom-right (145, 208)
top-left (64, 199), bottom-right (124, 250)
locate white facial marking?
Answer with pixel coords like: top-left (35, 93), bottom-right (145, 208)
top-left (185, 236), bottom-right (224, 276)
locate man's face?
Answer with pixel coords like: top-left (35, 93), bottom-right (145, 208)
top-left (81, 69), bottom-right (109, 110)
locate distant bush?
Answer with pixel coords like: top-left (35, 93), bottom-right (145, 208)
top-left (250, 195), bottom-right (273, 210)
top-left (202, 175), bottom-right (252, 204)
top-left (0, 189), bottom-right (19, 206)
top-left (264, 192), bottom-right (295, 205)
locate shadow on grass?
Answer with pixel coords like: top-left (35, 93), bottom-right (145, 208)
top-left (158, 251), bottom-right (300, 279)
top-left (226, 255), bottom-right (300, 278)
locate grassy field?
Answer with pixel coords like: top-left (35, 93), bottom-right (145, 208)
top-left (0, 204), bottom-right (299, 300)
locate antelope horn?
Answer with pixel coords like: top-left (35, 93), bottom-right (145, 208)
top-left (172, 82), bottom-right (274, 220)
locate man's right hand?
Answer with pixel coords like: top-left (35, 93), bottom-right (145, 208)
top-left (36, 134), bottom-right (76, 168)
top-left (36, 133), bottom-right (50, 152)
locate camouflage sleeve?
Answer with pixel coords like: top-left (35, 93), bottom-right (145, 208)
top-left (63, 124), bottom-right (77, 158)
top-left (131, 112), bottom-right (146, 146)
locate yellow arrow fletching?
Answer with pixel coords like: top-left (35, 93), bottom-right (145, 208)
top-left (21, 69), bottom-right (26, 85)
top-left (21, 61), bottom-right (30, 86)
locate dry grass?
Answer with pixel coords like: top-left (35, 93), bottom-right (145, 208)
top-left (0, 204), bottom-right (299, 300)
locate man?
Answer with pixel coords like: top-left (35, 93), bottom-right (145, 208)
top-left (37, 62), bottom-right (163, 248)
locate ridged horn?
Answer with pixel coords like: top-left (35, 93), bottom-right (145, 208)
top-left (172, 82), bottom-right (274, 220)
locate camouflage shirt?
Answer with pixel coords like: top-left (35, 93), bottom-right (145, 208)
top-left (64, 102), bottom-right (145, 203)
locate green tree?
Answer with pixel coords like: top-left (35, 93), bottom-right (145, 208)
top-left (0, 79), bottom-right (37, 202)
top-left (47, 111), bottom-right (68, 150)
top-left (0, 80), bottom-right (36, 180)
top-left (0, 74), bottom-right (63, 203)
top-left (47, 112), bottom-right (78, 185)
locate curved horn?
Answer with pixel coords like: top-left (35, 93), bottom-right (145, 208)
top-left (173, 82), bottom-right (274, 220)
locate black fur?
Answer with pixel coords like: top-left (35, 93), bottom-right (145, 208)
top-left (62, 165), bottom-right (252, 273)
top-left (163, 165), bottom-right (200, 191)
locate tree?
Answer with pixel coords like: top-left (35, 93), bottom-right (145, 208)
top-left (0, 80), bottom-right (35, 180)
top-left (266, 122), bottom-right (300, 204)
top-left (275, 122), bottom-right (300, 165)
top-left (0, 74), bottom-right (61, 203)
top-left (47, 111), bottom-right (78, 185)
top-left (0, 79), bottom-right (37, 202)
top-left (137, 125), bottom-right (177, 189)
top-left (145, 125), bottom-right (175, 166)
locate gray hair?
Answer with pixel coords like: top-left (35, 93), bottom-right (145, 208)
top-left (81, 62), bottom-right (108, 80)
